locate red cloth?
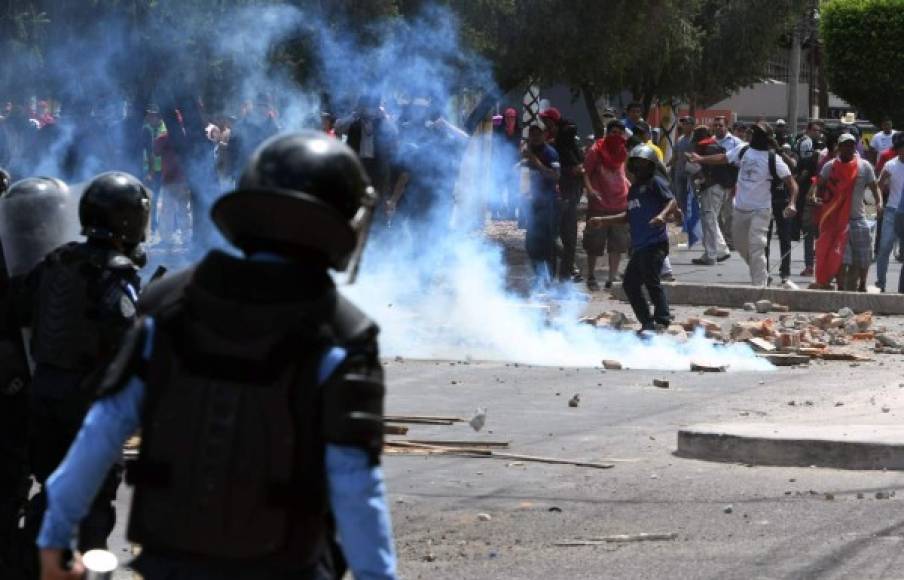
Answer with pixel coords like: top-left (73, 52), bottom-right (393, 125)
top-left (153, 133), bottom-right (186, 185)
top-left (539, 107), bottom-right (561, 123)
top-left (877, 148), bottom-right (896, 174)
top-left (814, 157), bottom-right (859, 285)
top-left (584, 136), bottom-right (629, 212)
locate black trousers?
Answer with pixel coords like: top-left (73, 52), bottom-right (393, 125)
top-left (0, 385), bottom-right (31, 580)
top-left (525, 197), bottom-right (558, 285)
top-left (623, 243), bottom-right (671, 330)
top-left (557, 194), bottom-right (579, 280)
top-left (24, 367), bottom-right (120, 556)
top-left (766, 198), bottom-right (792, 279)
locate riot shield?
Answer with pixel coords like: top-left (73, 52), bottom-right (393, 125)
top-left (0, 177), bottom-right (80, 277)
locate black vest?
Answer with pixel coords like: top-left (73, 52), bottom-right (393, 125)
top-left (126, 251), bottom-right (375, 567)
top-left (31, 242), bottom-right (140, 372)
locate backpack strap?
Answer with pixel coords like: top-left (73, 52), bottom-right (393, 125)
top-left (769, 150), bottom-right (779, 182)
top-left (737, 145), bottom-right (750, 162)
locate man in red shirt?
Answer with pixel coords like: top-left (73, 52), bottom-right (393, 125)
top-left (582, 120), bottom-right (630, 290)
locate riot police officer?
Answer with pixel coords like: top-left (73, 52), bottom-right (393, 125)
top-left (3, 172), bottom-right (149, 568)
top-left (37, 131), bottom-right (397, 580)
top-left (0, 176), bottom-right (65, 579)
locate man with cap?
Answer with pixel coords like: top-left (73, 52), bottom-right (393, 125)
top-left (1, 172), bottom-right (150, 570)
top-left (774, 119), bottom-right (789, 147)
top-left (36, 131), bottom-right (397, 580)
top-left (689, 123), bottom-right (799, 286)
top-left (813, 132), bottom-right (879, 290)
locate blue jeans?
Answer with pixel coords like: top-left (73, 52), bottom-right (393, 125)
top-left (876, 209), bottom-right (898, 289)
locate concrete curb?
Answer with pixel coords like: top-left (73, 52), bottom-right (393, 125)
top-left (677, 423), bottom-right (904, 470)
top-left (610, 282), bottom-right (904, 315)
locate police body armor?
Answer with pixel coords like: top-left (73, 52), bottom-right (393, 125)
top-left (104, 251), bottom-right (384, 565)
top-left (30, 242), bottom-right (140, 373)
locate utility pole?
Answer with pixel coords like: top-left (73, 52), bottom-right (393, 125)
top-left (787, 22), bottom-right (801, 134)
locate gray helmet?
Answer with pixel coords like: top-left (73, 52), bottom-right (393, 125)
top-left (628, 144), bottom-right (668, 178)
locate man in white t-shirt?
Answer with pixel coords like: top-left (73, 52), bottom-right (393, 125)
top-left (869, 118), bottom-right (898, 165)
top-left (876, 133), bottom-right (904, 291)
top-left (689, 123), bottom-right (798, 286)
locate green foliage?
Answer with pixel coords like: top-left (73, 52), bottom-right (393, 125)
top-left (822, 0), bottom-right (904, 125)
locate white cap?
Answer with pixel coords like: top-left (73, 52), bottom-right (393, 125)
top-left (838, 133), bottom-right (857, 145)
top-left (775, 119), bottom-right (787, 126)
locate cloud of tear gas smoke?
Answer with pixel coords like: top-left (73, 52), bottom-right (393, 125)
top-left (6, 2), bottom-right (769, 371)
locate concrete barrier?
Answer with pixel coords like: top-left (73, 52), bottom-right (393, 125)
top-left (677, 423), bottom-right (904, 470)
top-left (611, 282), bottom-right (904, 315)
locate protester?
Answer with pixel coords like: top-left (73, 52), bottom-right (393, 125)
top-left (336, 94), bottom-right (398, 199)
top-left (811, 133), bottom-right (879, 291)
top-left (623, 102), bottom-right (643, 133)
top-left (153, 125), bottom-right (193, 246)
top-left (552, 116), bottom-right (585, 282)
top-left (690, 123), bottom-right (798, 287)
top-left (711, 116), bottom-right (744, 250)
top-left (582, 119), bottom-right (630, 291)
top-left (493, 107), bottom-right (522, 221)
top-left (633, 121), bottom-right (663, 161)
top-left (793, 120), bottom-right (823, 277)
top-left (876, 133), bottom-right (904, 291)
top-left (689, 126), bottom-right (732, 265)
top-left (670, 116), bottom-right (695, 216)
top-left (869, 117), bottom-right (897, 165)
top-left (774, 119), bottom-right (789, 146)
top-left (764, 144), bottom-right (799, 285)
top-left (589, 145), bottom-right (676, 331)
top-left (522, 124), bottom-right (561, 287)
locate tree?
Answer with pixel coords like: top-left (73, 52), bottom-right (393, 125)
top-left (822, 0), bottom-right (904, 125)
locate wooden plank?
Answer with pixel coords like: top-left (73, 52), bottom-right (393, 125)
top-left (758, 353), bottom-right (810, 366)
top-left (384, 441), bottom-right (614, 469)
top-left (384, 415), bottom-right (465, 422)
top-left (401, 439), bottom-right (510, 448)
top-left (383, 425), bottom-right (409, 436)
top-left (746, 338), bottom-right (776, 353)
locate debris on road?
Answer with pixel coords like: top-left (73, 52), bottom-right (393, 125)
top-left (469, 408), bottom-right (487, 431)
top-left (384, 440), bottom-right (616, 469)
top-left (554, 533), bottom-right (678, 546)
top-left (602, 359), bottom-right (623, 370)
top-left (477, 513), bottom-right (492, 521)
top-left (568, 394), bottom-right (581, 407)
top-left (755, 300), bottom-right (773, 314)
top-left (704, 307), bottom-right (730, 317)
top-left (746, 338), bottom-right (776, 352)
top-left (652, 379), bottom-right (670, 389)
top-left (691, 362), bottom-right (727, 372)
top-left (723, 505), bottom-right (733, 514)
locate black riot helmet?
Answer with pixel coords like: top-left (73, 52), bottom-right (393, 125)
top-left (79, 172), bottom-right (151, 245)
top-left (212, 130), bottom-right (377, 280)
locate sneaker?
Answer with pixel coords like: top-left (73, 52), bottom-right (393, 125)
top-left (604, 280), bottom-right (614, 289)
top-left (717, 253), bottom-right (731, 262)
top-left (661, 272), bottom-right (676, 282)
top-left (800, 266), bottom-right (814, 277)
top-left (587, 277), bottom-right (600, 292)
top-left (692, 257), bottom-right (716, 266)
top-left (572, 272), bottom-right (584, 283)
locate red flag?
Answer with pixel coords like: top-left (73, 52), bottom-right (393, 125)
top-left (814, 157), bottom-right (859, 286)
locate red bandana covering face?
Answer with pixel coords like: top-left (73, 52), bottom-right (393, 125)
top-left (594, 134), bottom-right (627, 170)
top-left (814, 156), bottom-right (859, 285)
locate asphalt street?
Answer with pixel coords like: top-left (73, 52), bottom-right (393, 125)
top-left (103, 228), bottom-right (904, 579)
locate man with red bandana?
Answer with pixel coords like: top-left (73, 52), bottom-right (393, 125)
top-left (582, 119), bottom-right (631, 290)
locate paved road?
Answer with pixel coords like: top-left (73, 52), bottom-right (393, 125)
top-left (102, 225), bottom-right (904, 579)
top-left (105, 351), bottom-right (904, 580)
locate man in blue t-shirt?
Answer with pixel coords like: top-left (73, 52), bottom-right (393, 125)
top-left (590, 145), bottom-right (676, 331)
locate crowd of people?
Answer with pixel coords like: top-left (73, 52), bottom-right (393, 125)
top-left (514, 101), bottom-right (902, 299)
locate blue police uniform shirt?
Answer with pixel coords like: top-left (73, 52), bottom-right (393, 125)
top-left (627, 176), bottom-right (674, 250)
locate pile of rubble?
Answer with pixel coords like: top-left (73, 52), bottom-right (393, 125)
top-left (582, 302), bottom-right (901, 366)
